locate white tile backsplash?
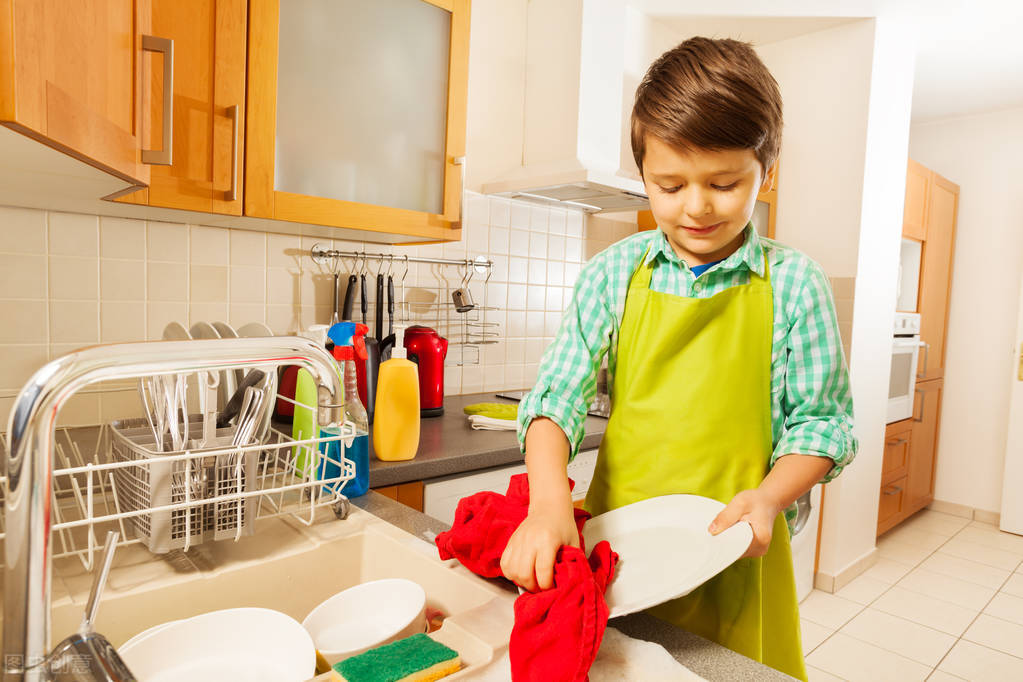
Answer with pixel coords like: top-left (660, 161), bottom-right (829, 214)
top-left (0, 192), bottom-right (632, 421)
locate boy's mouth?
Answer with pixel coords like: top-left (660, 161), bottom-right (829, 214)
top-left (681, 221), bottom-right (723, 235)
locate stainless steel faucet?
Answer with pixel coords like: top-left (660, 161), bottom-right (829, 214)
top-left (2, 337), bottom-right (343, 681)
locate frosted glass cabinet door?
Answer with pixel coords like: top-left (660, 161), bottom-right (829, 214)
top-left (246, 0), bottom-right (470, 240)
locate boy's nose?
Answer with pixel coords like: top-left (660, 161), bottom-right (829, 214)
top-left (682, 187), bottom-right (713, 219)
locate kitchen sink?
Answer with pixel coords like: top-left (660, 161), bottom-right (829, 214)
top-left (37, 508), bottom-right (515, 678)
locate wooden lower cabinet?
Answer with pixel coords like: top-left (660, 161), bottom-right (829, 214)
top-left (373, 480), bottom-right (424, 513)
top-left (877, 378), bottom-right (943, 536)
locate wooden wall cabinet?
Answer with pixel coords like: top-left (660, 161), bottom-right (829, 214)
top-left (902, 159), bottom-right (930, 241)
top-left (0, 0), bottom-right (152, 187)
top-left (916, 173), bottom-right (959, 381)
top-left (244, 0), bottom-right (470, 242)
top-left (117, 0), bottom-right (247, 214)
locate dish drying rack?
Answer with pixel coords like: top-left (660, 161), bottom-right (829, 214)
top-left (0, 382), bottom-right (357, 571)
top-left (311, 244), bottom-right (500, 366)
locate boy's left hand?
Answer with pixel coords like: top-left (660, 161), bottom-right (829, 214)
top-left (708, 489), bottom-right (783, 558)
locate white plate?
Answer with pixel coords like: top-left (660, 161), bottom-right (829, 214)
top-left (237, 322), bottom-right (275, 337)
top-left (189, 321), bottom-right (221, 340)
top-left (584, 494), bottom-right (753, 618)
top-left (162, 322), bottom-right (191, 340)
top-left (119, 608), bottom-right (314, 682)
top-left (120, 620), bottom-right (181, 651)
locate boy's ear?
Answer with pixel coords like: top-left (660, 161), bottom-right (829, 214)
top-left (760, 161), bottom-right (778, 194)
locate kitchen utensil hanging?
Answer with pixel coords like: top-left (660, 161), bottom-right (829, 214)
top-left (310, 245), bottom-right (501, 367)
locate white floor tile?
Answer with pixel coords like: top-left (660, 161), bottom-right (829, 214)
top-left (940, 536), bottom-right (1023, 571)
top-left (882, 525), bottom-right (952, 553)
top-left (1001, 572), bottom-right (1023, 598)
top-left (963, 614), bottom-right (1023, 659)
top-left (938, 639), bottom-right (1023, 681)
top-left (800, 590), bottom-right (865, 630)
top-left (802, 618), bottom-right (834, 656)
top-left (897, 568), bottom-right (997, 611)
top-left (861, 557), bottom-right (916, 584)
top-left (927, 671), bottom-right (966, 681)
top-left (872, 586), bottom-right (979, 636)
top-left (902, 510), bottom-right (971, 537)
top-left (984, 592), bottom-right (1023, 627)
top-left (835, 574), bottom-right (892, 605)
top-left (807, 665), bottom-right (847, 682)
top-left (956, 526), bottom-right (1023, 556)
top-left (921, 552), bottom-right (1012, 590)
top-left (807, 632), bottom-right (931, 682)
top-left (877, 536), bottom-right (937, 567)
top-left (840, 607), bottom-right (956, 667)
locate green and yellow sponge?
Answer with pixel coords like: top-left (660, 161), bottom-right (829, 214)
top-left (331, 633), bottom-right (460, 682)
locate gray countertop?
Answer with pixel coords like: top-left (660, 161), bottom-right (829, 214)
top-left (353, 485), bottom-right (793, 681)
top-left (367, 392), bottom-right (608, 487)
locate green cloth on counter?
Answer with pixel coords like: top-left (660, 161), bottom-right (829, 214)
top-left (463, 402), bottom-right (518, 421)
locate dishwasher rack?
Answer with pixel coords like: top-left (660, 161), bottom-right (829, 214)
top-left (0, 389), bottom-right (357, 571)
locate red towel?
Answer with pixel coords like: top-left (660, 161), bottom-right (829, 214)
top-left (435, 474), bottom-right (619, 682)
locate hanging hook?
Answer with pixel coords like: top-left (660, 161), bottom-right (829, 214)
top-left (401, 255), bottom-right (410, 284)
top-left (386, 254), bottom-right (395, 278)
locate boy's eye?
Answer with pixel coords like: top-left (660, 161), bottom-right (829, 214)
top-left (659, 184), bottom-right (683, 194)
top-left (711, 182), bottom-right (738, 191)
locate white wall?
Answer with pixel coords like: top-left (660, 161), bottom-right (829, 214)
top-left (909, 107), bottom-right (1023, 514)
top-left (758, 22), bottom-right (874, 279)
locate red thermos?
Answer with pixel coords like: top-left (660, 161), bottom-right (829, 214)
top-left (403, 325), bottom-right (448, 417)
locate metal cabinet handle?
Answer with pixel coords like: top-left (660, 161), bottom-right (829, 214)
top-left (917, 341), bottom-right (930, 379)
top-left (141, 35), bottom-right (174, 166)
top-left (886, 438), bottom-right (908, 446)
top-left (227, 104), bottom-right (240, 201)
top-left (452, 155), bottom-right (465, 226)
top-left (883, 486), bottom-right (903, 496)
top-left (914, 388), bottom-right (927, 423)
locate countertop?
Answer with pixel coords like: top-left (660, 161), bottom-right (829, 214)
top-left (353, 491), bottom-right (794, 681)
top-left (367, 392), bottom-right (609, 487)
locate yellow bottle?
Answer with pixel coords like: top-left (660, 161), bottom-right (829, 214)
top-left (373, 325), bottom-right (421, 461)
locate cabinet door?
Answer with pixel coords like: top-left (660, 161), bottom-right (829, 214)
top-left (1, 0), bottom-right (151, 186)
top-left (903, 159), bottom-right (929, 241)
top-left (906, 379), bottom-right (942, 513)
top-left (917, 173), bottom-right (959, 381)
top-left (117, 0), bottom-right (247, 214)
top-left (245, 0), bottom-right (469, 241)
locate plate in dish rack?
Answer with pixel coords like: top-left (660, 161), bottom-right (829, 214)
top-left (584, 494), bottom-right (753, 618)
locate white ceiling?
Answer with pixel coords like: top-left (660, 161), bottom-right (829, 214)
top-left (628, 0), bottom-right (1023, 123)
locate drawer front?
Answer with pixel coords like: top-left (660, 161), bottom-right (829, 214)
top-left (882, 429), bottom-right (911, 482)
top-left (878, 476), bottom-right (907, 533)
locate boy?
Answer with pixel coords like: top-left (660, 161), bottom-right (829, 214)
top-left (501, 37), bottom-right (856, 680)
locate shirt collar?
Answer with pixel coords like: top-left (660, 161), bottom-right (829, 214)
top-left (647, 223), bottom-right (765, 278)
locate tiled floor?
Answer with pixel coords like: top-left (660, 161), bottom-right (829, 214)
top-left (801, 509), bottom-right (1023, 681)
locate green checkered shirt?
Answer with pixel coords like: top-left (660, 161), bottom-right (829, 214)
top-left (518, 225), bottom-right (857, 484)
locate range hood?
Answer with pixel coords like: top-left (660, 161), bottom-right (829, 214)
top-left (481, 0), bottom-right (649, 213)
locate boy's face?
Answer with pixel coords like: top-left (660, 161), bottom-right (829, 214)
top-left (641, 135), bottom-right (775, 266)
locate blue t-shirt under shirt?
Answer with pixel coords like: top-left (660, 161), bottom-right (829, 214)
top-left (690, 259), bottom-right (724, 278)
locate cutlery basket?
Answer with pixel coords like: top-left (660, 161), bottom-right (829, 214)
top-left (110, 418), bottom-right (259, 553)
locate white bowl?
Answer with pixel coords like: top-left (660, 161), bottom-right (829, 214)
top-left (302, 578), bottom-right (427, 666)
top-left (120, 620), bottom-right (182, 651)
top-left (119, 608), bottom-right (315, 682)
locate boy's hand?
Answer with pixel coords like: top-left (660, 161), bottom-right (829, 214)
top-left (500, 502), bottom-right (580, 592)
top-left (708, 489), bottom-right (784, 558)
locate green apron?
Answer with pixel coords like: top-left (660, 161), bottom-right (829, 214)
top-left (584, 247), bottom-right (806, 681)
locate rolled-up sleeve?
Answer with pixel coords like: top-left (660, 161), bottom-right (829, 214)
top-left (772, 262), bottom-right (858, 482)
top-left (517, 257), bottom-right (614, 460)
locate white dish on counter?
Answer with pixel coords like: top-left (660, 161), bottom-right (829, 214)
top-left (584, 494), bottom-right (753, 618)
top-left (302, 578), bottom-right (427, 666)
top-left (118, 607), bottom-right (315, 682)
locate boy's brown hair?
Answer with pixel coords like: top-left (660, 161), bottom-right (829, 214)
top-left (631, 37), bottom-right (783, 177)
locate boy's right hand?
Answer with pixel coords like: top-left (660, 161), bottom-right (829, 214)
top-left (500, 502), bottom-right (580, 592)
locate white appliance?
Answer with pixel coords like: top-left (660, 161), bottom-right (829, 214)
top-left (479, 1), bottom-right (648, 213)
top-left (423, 449), bottom-right (600, 528)
top-left (888, 312), bottom-right (923, 424)
top-left (792, 485), bottom-right (822, 603)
